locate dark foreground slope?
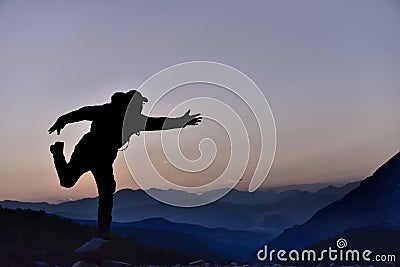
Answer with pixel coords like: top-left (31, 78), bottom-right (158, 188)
top-left (111, 217), bottom-right (270, 262)
top-left (0, 206), bottom-right (195, 267)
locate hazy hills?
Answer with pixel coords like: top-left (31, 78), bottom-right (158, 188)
top-left (0, 183), bottom-right (359, 236)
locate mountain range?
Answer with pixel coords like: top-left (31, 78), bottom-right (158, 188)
top-left (0, 182), bottom-right (359, 236)
top-left (2, 150), bottom-right (400, 264)
top-left (269, 151), bottom-right (400, 251)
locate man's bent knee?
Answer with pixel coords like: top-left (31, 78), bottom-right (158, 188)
top-left (59, 171), bottom-right (81, 188)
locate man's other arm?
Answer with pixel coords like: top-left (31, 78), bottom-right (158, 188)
top-left (141, 110), bottom-right (201, 131)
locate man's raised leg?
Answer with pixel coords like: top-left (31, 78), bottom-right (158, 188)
top-left (50, 141), bottom-right (87, 188)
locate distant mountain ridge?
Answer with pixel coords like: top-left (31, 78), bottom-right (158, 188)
top-left (264, 182), bottom-right (335, 193)
top-left (0, 183), bottom-right (359, 236)
top-left (269, 151), bottom-right (400, 249)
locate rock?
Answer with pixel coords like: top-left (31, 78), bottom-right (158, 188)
top-left (101, 260), bottom-right (132, 267)
top-left (72, 261), bottom-right (99, 267)
top-left (75, 237), bottom-right (109, 253)
top-left (32, 261), bottom-right (51, 267)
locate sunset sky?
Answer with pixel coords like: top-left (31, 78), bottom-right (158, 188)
top-left (1, 0), bottom-right (400, 203)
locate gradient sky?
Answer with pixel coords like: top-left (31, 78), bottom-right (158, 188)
top-left (1, 0), bottom-right (400, 203)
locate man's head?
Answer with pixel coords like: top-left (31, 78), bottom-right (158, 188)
top-left (111, 90), bottom-right (148, 111)
top-left (125, 90), bottom-right (148, 104)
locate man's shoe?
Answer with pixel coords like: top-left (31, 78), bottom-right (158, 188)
top-left (50, 141), bottom-right (64, 155)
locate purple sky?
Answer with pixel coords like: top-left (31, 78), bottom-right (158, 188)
top-left (1, 0), bottom-right (400, 202)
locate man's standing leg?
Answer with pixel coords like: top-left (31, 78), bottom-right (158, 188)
top-left (92, 165), bottom-right (116, 236)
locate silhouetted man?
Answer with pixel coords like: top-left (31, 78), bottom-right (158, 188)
top-left (49, 90), bottom-right (201, 237)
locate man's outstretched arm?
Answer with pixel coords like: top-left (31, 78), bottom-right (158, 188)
top-left (48, 105), bottom-right (101, 135)
top-left (142, 110), bottom-right (202, 131)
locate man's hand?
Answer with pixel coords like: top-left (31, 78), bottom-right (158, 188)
top-left (48, 119), bottom-right (65, 135)
top-left (181, 110), bottom-right (202, 127)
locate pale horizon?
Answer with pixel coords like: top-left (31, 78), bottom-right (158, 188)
top-left (2, 178), bottom-right (365, 204)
